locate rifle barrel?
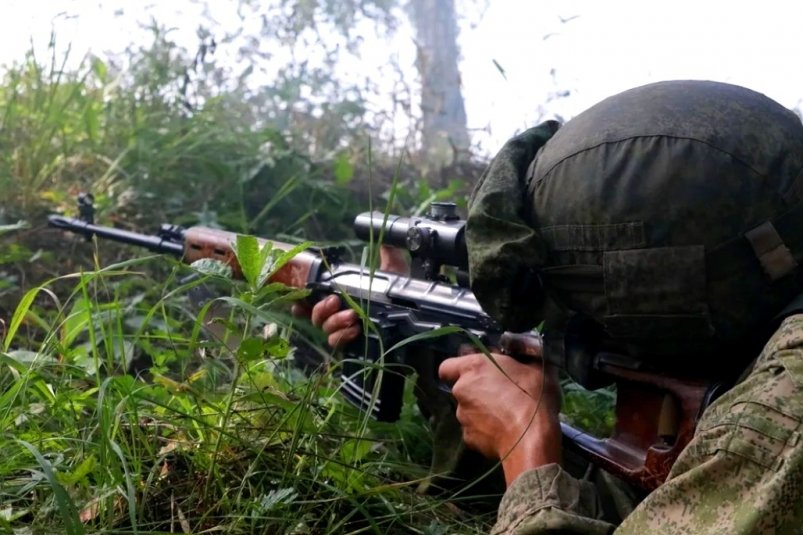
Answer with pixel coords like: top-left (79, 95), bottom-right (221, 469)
top-left (47, 215), bottom-right (185, 256)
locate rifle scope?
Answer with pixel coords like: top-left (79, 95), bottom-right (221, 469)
top-left (353, 202), bottom-right (468, 273)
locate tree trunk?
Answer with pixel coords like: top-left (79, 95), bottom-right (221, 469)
top-left (409, 0), bottom-right (469, 168)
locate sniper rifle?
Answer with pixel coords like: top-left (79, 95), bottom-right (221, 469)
top-left (48, 196), bottom-right (725, 491)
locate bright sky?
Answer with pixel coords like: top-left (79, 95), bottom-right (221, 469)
top-left (460, 0), bottom-right (803, 150)
top-left (2, 0), bottom-right (803, 152)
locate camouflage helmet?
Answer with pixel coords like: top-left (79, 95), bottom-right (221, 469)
top-left (467, 80), bottom-right (803, 366)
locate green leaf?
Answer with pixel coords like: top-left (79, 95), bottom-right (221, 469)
top-left (256, 487), bottom-right (297, 513)
top-left (264, 336), bottom-right (290, 358)
top-left (0, 221), bottom-right (28, 236)
top-left (254, 282), bottom-right (297, 300)
top-left (4, 286), bottom-right (42, 351)
top-left (340, 438), bottom-right (374, 463)
top-left (0, 380), bottom-right (25, 429)
top-left (239, 390), bottom-right (295, 412)
top-left (239, 335), bottom-right (290, 361)
top-left (57, 455), bottom-right (97, 486)
top-left (334, 152), bottom-right (354, 185)
top-left (61, 297), bottom-right (90, 347)
top-left (108, 439), bottom-right (138, 530)
top-left (91, 57), bottom-right (107, 81)
top-left (190, 258), bottom-right (233, 279)
top-left (255, 240), bottom-right (276, 288)
top-left (383, 325), bottom-right (466, 355)
top-left (259, 241), bottom-right (313, 288)
top-left (84, 103), bottom-right (99, 142)
top-left (4, 350), bottom-right (55, 366)
top-left (234, 234), bottom-right (262, 287)
top-left (238, 336), bottom-right (266, 362)
top-left (264, 288), bottom-right (311, 308)
top-left (17, 440), bottom-right (84, 535)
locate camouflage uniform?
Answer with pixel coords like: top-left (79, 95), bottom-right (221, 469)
top-left (464, 82), bottom-right (803, 533)
top-left (492, 313), bottom-right (803, 534)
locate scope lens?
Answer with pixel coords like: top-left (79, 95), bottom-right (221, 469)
top-left (406, 227), bottom-right (428, 252)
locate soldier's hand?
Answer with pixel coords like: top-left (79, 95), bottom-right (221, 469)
top-left (373, 244), bottom-right (410, 275)
top-left (291, 245), bottom-right (409, 348)
top-left (438, 352), bottom-right (562, 485)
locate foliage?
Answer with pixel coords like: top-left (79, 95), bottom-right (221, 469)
top-left (561, 381), bottom-right (616, 438)
top-left (0, 245), bottom-right (492, 534)
top-left (0, 29), bottom-right (424, 318)
top-left (0, 10), bottom-right (613, 534)
top-left (0, 22), bottom-right (482, 251)
top-left (0, 28), bottom-right (388, 236)
top-left (0, 27), bottom-right (491, 524)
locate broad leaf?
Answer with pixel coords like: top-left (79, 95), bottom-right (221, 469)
top-left (238, 336), bottom-right (266, 362)
top-left (234, 234), bottom-right (262, 287)
top-left (190, 258), bottom-right (233, 279)
top-left (334, 152), bottom-right (354, 185)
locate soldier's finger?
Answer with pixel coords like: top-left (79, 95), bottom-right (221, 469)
top-left (291, 303), bottom-right (311, 318)
top-left (457, 343), bottom-right (476, 356)
top-left (328, 325), bottom-right (361, 348)
top-left (311, 295), bottom-right (342, 327)
top-left (321, 309), bottom-right (359, 335)
top-left (438, 355), bottom-right (469, 383)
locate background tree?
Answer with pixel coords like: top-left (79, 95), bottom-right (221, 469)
top-left (409, 0), bottom-right (470, 168)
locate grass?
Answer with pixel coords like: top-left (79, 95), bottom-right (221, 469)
top-left (0, 33), bottom-right (497, 532)
top-left (0, 248), bottom-right (494, 534)
top-left (0, 26), bottom-right (614, 535)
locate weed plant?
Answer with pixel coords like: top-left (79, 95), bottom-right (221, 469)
top-left (0, 26), bottom-right (614, 535)
top-left (0, 237), bottom-right (492, 534)
top-left (0, 32), bottom-right (495, 533)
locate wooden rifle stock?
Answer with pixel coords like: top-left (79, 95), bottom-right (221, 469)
top-left (501, 332), bottom-right (715, 491)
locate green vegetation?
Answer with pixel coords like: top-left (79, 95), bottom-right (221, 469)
top-left (0, 243), bottom-right (491, 533)
top-left (0, 28), bottom-right (492, 534)
top-left (0, 20), bottom-right (611, 534)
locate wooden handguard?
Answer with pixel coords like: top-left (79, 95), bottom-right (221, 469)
top-left (500, 332), bottom-right (712, 491)
top-left (182, 227), bottom-right (317, 287)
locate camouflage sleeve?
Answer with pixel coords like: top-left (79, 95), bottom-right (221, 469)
top-left (491, 463), bottom-right (614, 535)
top-left (616, 314), bottom-right (803, 534)
top-left (494, 315), bottom-right (803, 534)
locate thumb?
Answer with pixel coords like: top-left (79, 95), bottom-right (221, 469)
top-left (438, 356), bottom-right (467, 383)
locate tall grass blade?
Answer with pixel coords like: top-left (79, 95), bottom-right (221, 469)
top-left (18, 440), bottom-right (85, 535)
top-left (108, 438), bottom-right (139, 533)
top-left (4, 286), bottom-right (43, 351)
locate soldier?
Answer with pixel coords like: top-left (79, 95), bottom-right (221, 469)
top-left (310, 80), bottom-right (803, 533)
